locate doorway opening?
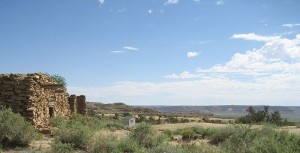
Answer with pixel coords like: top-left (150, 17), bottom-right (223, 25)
top-left (49, 107), bottom-right (54, 118)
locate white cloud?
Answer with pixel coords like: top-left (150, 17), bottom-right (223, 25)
top-left (198, 33), bottom-right (300, 75)
top-left (193, 0), bottom-right (201, 3)
top-left (231, 33), bottom-right (280, 42)
top-left (192, 40), bottom-right (212, 44)
top-left (187, 51), bottom-right (199, 58)
top-left (98, 0), bottom-right (104, 5)
top-left (74, 33), bottom-right (300, 106)
top-left (148, 9), bottom-right (153, 14)
top-left (282, 23), bottom-right (300, 28)
top-left (164, 0), bottom-right (179, 5)
top-left (216, 0), bottom-right (224, 5)
top-left (111, 50), bottom-right (128, 54)
top-left (164, 71), bottom-right (200, 79)
top-left (123, 46), bottom-right (139, 51)
top-left (116, 8), bottom-right (126, 13)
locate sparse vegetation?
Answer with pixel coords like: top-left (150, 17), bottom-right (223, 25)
top-left (45, 73), bottom-right (67, 86)
top-left (181, 128), bottom-right (195, 141)
top-left (2, 108), bottom-right (300, 153)
top-left (236, 106), bottom-right (295, 126)
top-left (50, 113), bottom-right (124, 152)
top-left (211, 125), bottom-right (300, 153)
top-left (130, 123), bottom-right (165, 148)
top-left (0, 108), bottom-right (38, 150)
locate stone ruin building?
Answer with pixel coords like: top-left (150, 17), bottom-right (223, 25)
top-left (0, 73), bottom-right (87, 131)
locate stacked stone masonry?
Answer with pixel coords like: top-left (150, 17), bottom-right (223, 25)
top-left (0, 73), bottom-right (87, 131)
top-left (76, 95), bottom-right (87, 115)
top-left (68, 94), bottom-right (87, 115)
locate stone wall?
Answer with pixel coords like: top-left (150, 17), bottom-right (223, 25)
top-left (0, 73), bottom-right (71, 130)
top-left (68, 94), bottom-right (87, 115)
top-left (68, 95), bottom-right (77, 114)
top-left (76, 95), bottom-right (87, 115)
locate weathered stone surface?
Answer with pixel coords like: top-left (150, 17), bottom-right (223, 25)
top-left (1, 91), bottom-right (14, 95)
top-left (0, 73), bottom-right (87, 131)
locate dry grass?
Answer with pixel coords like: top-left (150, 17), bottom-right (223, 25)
top-left (152, 122), bottom-right (228, 131)
top-left (278, 126), bottom-right (300, 134)
top-left (153, 122), bottom-right (300, 135)
top-left (96, 129), bottom-right (130, 139)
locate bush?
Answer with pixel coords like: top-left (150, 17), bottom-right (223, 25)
top-left (148, 142), bottom-right (223, 153)
top-left (116, 137), bottom-right (144, 153)
top-left (0, 108), bottom-right (37, 149)
top-left (220, 125), bottom-right (257, 153)
top-left (181, 128), bottom-right (195, 141)
top-left (249, 128), bottom-right (300, 153)
top-left (210, 126), bottom-right (236, 145)
top-left (51, 114), bottom-right (125, 151)
top-left (87, 132), bottom-right (118, 153)
top-left (191, 126), bottom-right (217, 139)
top-left (162, 129), bottom-right (173, 138)
top-left (53, 121), bottom-right (91, 150)
top-left (201, 128), bottom-right (218, 138)
top-left (210, 125), bottom-right (300, 153)
top-left (106, 121), bottom-right (124, 131)
top-left (49, 115), bottom-right (68, 127)
top-left (51, 141), bottom-right (74, 153)
top-left (45, 73), bottom-right (67, 86)
top-left (148, 144), bottom-right (187, 153)
top-left (130, 123), bottom-right (165, 148)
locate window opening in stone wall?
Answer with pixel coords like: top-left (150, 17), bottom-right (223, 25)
top-left (49, 107), bottom-right (54, 118)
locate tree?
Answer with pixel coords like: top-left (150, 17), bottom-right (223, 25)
top-left (270, 111), bottom-right (282, 125)
top-left (237, 106), bottom-right (285, 126)
top-left (45, 73), bottom-right (67, 86)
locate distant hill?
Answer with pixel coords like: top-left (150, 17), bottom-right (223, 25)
top-left (87, 102), bottom-right (160, 115)
top-left (141, 105), bottom-right (300, 122)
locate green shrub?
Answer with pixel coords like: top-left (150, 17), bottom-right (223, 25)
top-left (116, 137), bottom-right (143, 153)
top-left (49, 115), bottom-right (68, 127)
top-left (87, 132), bottom-right (118, 153)
top-left (51, 114), bottom-right (124, 151)
top-left (162, 129), bottom-right (173, 138)
top-left (51, 141), bottom-right (74, 153)
top-left (181, 128), bottom-right (195, 141)
top-left (191, 126), bottom-right (217, 139)
top-left (106, 121), bottom-right (124, 131)
top-left (192, 126), bottom-right (203, 134)
top-left (45, 73), bottom-right (67, 86)
top-left (148, 144), bottom-right (188, 153)
top-left (148, 143), bottom-right (223, 153)
top-left (201, 128), bottom-right (218, 138)
top-left (53, 121), bottom-right (92, 150)
top-left (130, 123), bottom-right (165, 148)
top-left (220, 125), bottom-right (257, 153)
top-left (210, 126), bottom-right (236, 144)
top-left (0, 108), bottom-right (37, 149)
top-left (211, 125), bottom-right (300, 153)
top-left (166, 117), bottom-right (179, 123)
top-left (249, 128), bottom-right (300, 153)
top-left (173, 128), bottom-right (184, 135)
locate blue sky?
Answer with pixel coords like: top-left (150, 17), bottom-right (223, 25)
top-left (1, 0), bottom-right (300, 105)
